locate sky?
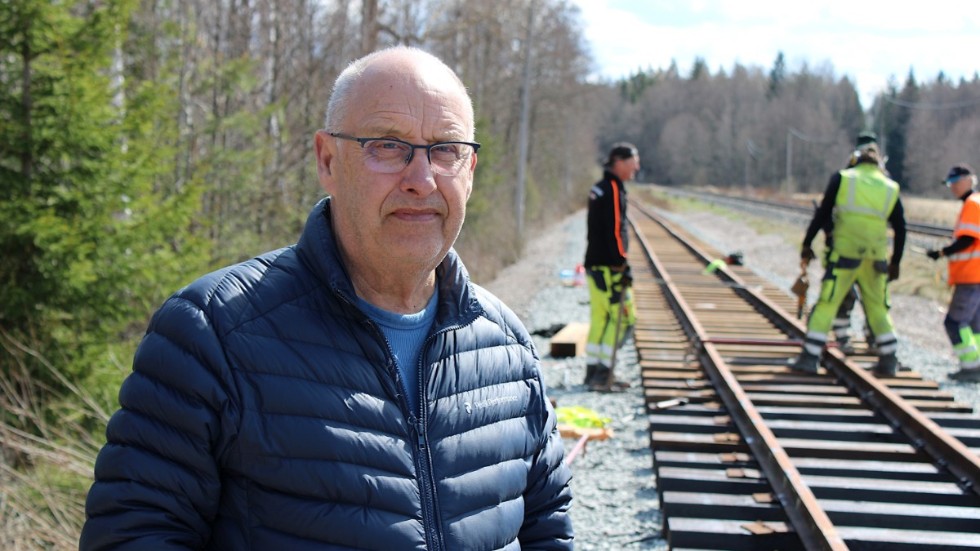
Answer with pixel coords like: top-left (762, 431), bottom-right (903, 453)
top-left (571, 0), bottom-right (980, 107)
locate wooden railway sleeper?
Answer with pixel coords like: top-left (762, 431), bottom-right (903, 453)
top-left (629, 203), bottom-right (980, 549)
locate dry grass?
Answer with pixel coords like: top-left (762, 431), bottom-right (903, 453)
top-left (0, 331), bottom-right (107, 551)
top-left (903, 196), bottom-right (961, 226)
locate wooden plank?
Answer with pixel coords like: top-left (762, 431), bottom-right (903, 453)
top-left (667, 517), bottom-right (799, 549)
top-left (558, 424), bottom-right (613, 441)
top-left (548, 322), bottom-right (589, 357)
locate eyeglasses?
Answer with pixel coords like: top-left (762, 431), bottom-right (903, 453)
top-left (329, 132), bottom-right (480, 176)
top-left (947, 175), bottom-right (977, 187)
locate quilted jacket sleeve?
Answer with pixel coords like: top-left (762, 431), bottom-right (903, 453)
top-left (518, 395), bottom-right (574, 550)
top-left (80, 289), bottom-right (237, 550)
top-left (483, 297), bottom-right (573, 550)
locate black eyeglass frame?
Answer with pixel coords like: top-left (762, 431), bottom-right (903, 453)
top-left (328, 132), bottom-right (480, 172)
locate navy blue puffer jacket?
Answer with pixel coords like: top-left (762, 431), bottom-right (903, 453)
top-left (80, 198), bottom-right (573, 550)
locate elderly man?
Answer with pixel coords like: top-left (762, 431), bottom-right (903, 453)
top-left (81, 46), bottom-right (573, 550)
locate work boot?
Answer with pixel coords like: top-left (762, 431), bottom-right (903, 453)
top-left (583, 363), bottom-right (599, 386)
top-left (874, 353), bottom-right (898, 377)
top-left (836, 335), bottom-right (855, 355)
top-left (791, 351), bottom-right (819, 373)
top-left (587, 365), bottom-right (630, 392)
top-left (865, 331), bottom-right (878, 354)
top-left (950, 367), bottom-right (980, 382)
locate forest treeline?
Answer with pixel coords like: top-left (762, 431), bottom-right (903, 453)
top-left (1, 0), bottom-right (979, 546)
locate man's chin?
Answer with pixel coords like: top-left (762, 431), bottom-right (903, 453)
top-left (384, 241), bottom-right (446, 267)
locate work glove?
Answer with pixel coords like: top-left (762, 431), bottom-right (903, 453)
top-left (926, 249), bottom-right (942, 260)
top-left (801, 246), bottom-right (815, 262)
top-left (620, 264), bottom-right (633, 288)
top-left (887, 263), bottom-right (900, 281)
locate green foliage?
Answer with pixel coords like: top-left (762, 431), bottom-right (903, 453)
top-left (689, 57), bottom-right (709, 81)
top-left (462, 116), bottom-right (504, 234)
top-left (767, 51), bottom-right (786, 100)
top-left (456, 116), bottom-right (522, 282)
top-left (881, 73), bottom-right (918, 186)
top-left (0, 0), bottom-right (204, 394)
top-left (619, 69), bottom-right (657, 104)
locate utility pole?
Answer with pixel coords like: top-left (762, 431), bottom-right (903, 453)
top-left (785, 130), bottom-right (793, 190)
top-left (786, 127), bottom-right (836, 194)
top-left (514, 0), bottom-right (537, 240)
top-left (745, 139), bottom-right (760, 189)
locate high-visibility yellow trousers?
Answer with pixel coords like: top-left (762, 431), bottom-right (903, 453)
top-left (945, 284), bottom-right (980, 369)
top-left (586, 266), bottom-right (636, 366)
top-left (802, 252), bottom-right (896, 357)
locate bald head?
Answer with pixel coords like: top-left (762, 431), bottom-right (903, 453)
top-left (325, 47), bottom-right (474, 140)
top-left (312, 46), bottom-right (478, 310)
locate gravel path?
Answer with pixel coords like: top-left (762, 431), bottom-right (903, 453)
top-left (480, 201), bottom-right (979, 550)
top-left (485, 209), bottom-right (663, 550)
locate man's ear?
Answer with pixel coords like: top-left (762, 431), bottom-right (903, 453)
top-left (465, 152), bottom-right (477, 200)
top-left (314, 130), bottom-right (337, 194)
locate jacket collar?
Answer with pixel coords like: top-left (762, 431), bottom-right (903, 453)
top-left (604, 170), bottom-right (624, 186)
top-left (297, 197), bottom-right (483, 327)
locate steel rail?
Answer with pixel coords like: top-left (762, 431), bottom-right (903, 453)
top-left (629, 211), bottom-right (848, 551)
top-left (632, 199), bottom-right (980, 497)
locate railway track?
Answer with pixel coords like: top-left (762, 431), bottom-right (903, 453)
top-left (627, 200), bottom-right (980, 550)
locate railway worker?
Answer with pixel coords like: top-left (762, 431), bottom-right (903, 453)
top-left (80, 46), bottom-right (574, 550)
top-left (583, 142), bottom-right (640, 391)
top-left (926, 164), bottom-right (980, 382)
top-left (793, 141), bottom-right (907, 376)
top-left (824, 131), bottom-right (881, 352)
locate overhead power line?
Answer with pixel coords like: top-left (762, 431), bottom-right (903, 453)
top-left (788, 127), bottom-right (836, 145)
top-left (882, 95), bottom-right (980, 110)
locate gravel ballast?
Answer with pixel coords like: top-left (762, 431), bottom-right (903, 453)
top-left (481, 203), bottom-right (978, 550)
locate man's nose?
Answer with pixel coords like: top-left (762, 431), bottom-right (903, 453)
top-left (400, 150), bottom-right (438, 194)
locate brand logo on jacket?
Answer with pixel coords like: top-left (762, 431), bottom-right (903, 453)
top-left (463, 395), bottom-right (520, 414)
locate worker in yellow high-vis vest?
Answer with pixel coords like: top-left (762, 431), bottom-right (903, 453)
top-left (827, 131), bottom-right (881, 352)
top-left (927, 164), bottom-right (980, 382)
top-left (583, 142), bottom-right (639, 391)
top-left (793, 141), bottom-right (907, 376)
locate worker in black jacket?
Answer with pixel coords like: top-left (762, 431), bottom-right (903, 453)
top-left (583, 142), bottom-right (639, 391)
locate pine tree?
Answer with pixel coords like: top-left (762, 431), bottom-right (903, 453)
top-left (767, 51), bottom-right (786, 100)
top-left (0, 0), bottom-right (204, 393)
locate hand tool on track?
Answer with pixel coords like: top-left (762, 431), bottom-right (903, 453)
top-left (791, 258), bottom-right (810, 319)
top-left (597, 295), bottom-right (631, 392)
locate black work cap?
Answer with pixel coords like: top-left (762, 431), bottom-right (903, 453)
top-left (855, 131), bottom-right (877, 147)
top-left (605, 142), bottom-right (638, 167)
top-left (945, 164), bottom-right (975, 184)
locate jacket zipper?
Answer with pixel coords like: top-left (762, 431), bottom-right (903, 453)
top-left (372, 322), bottom-right (442, 550)
top-left (413, 329), bottom-right (453, 551)
top-left (413, 322), bottom-right (472, 550)
top-left (414, 416), bottom-right (441, 551)
top-left (337, 290), bottom-right (476, 551)
top-left (358, 308), bottom-right (444, 550)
